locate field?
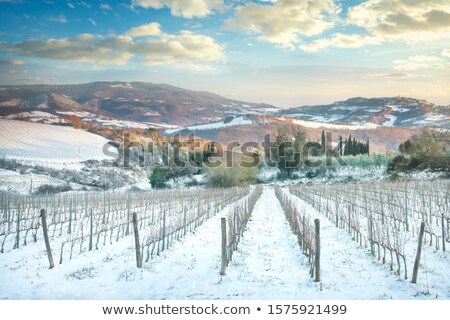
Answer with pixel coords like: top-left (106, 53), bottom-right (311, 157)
top-left (0, 119), bottom-right (110, 162)
top-left (1, 181), bottom-right (449, 299)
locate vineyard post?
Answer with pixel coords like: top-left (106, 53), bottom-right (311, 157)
top-left (68, 199), bottom-right (72, 235)
top-left (126, 193), bottom-right (130, 236)
top-left (132, 212), bottom-right (142, 268)
top-left (335, 201), bottom-right (339, 227)
top-left (89, 208), bottom-right (93, 251)
top-left (368, 215), bottom-right (374, 255)
top-left (40, 209), bottom-right (55, 269)
top-left (220, 217), bottom-right (227, 276)
top-left (14, 203), bottom-right (20, 249)
top-left (442, 211), bottom-right (446, 252)
top-left (162, 208), bottom-right (166, 251)
top-left (404, 182), bottom-right (409, 231)
top-left (412, 221), bottom-right (425, 284)
top-left (314, 219), bottom-right (321, 282)
top-left (183, 207), bottom-right (187, 237)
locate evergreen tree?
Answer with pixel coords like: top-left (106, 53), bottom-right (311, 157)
top-left (339, 136), bottom-right (343, 156)
top-left (321, 130), bottom-right (326, 155)
top-left (367, 139), bottom-right (370, 156)
top-left (348, 135), bottom-right (352, 155)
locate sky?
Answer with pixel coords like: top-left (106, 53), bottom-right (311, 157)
top-left (0, 0), bottom-right (449, 108)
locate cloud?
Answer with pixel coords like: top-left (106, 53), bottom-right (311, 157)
top-left (67, 2), bottom-right (74, 9)
top-left (132, 31), bottom-right (224, 65)
top-left (442, 49), bottom-right (450, 57)
top-left (48, 14), bottom-right (67, 23)
top-left (100, 3), bottom-right (112, 10)
top-left (225, 0), bottom-right (340, 49)
top-left (131, 0), bottom-right (223, 18)
top-left (125, 22), bottom-right (161, 37)
top-left (348, 0), bottom-right (450, 41)
top-left (88, 18), bottom-right (97, 26)
top-left (393, 55), bottom-right (446, 71)
top-left (0, 59), bottom-right (26, 65)
top-left (2, 24), bottom-right (224, 67)
top-left (364, 72), bottom-right (416, 79)
top-left (299, 33), bottom-right (381, 52)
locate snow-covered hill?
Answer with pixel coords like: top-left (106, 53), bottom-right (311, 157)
top-left (278, 97), bottom-right (450, 129)
top-left (0, 119), bottom-right (111, 162)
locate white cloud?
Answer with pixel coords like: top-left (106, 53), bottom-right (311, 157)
top-left (299, 33), bottom-right (381, 52)
top-left (48, 14), bottom-right (67, 23)
top-left (67, 2), bottom-right (75, 9)
top-left (131, 0), bottom-right (223, 18)
top-left (2, 24), bottom-right (224, 67)
top-left (442, 49), bottom-right (450, 57)
top-left (348, 0), bottom-right (450, 41)
top-left (225, 0), bottom-right (340, 49)
top-left (393, 55), bottom-right (447, 71)
top-left (88, 18), bottom-right (97, 26)
top-left (364, 72), bottom-right (416, 79)
top-left (132, 31), bottom-right (224, 65)
top-left (125, 22), bottom-right (161, 37)
top-left (100, 3), bottom-right (112, 10)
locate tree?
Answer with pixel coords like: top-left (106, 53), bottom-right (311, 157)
top-left (274, 127), bottom-right (305, 179)
top-left (67, 115), bottom-right (82, 129)
top-left (149, 168), bottom-right (167, 189)
top-left (321, 130), bottom-right (326, 154)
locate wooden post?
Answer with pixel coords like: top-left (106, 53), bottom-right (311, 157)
top-left (126, 193), bottom-right (130, 236)
top-left (132, 212), bottom-right (142, 268)
top-left (335, 201), bottom-right (339, 227)
top-left (412, 221), bottom-right (425, 284)
top-left (442, 212), bottom-right (446, 252)
top-left (14, 204), bottom-right (20, 249)
top-left (89, 208), bottom-right (93, 251)
top-left (40, 209), bottom-right (55, 269)
top-left (162, 209), bottom-right (166, 251)
top-left (404, 182), bottom-right (409, 231)
top-left (368, 215), bottom-right (375, 255)
top-left (220, 217), bottom-right (227, 276)
top-left (314, 219), bottom-right (320, 282)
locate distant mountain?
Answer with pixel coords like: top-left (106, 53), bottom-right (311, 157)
top-left (277, 97), bottom-right (450, 129)
top-left (1, 82), bottom-right (449, 153)
top-left (0, 81), bottom-right (279, 128)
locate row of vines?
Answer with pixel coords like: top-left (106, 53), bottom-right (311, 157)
top-left (0, 187), bottom-right (249, 267)
top-left (289, 179), bottom-right (449, 280)
top-left (275, 186), bottom-right (320, 281)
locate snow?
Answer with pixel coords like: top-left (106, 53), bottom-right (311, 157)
top-left (382, 115), bottom-right (397, 127)
top-left (413, 113), bottom-right (450, 125)
top-left (387, 105), bottom-right (410, 113)
top-left (1, 186), bottom-right (448, 299)
top-left (283, 118), bottom-right (379, 130)
top-left (0, 119), bottom-right (110, 162)
top-left (165, 117), bottom-right (253, 135)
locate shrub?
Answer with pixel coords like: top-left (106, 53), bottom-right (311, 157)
top-left (34, 184), bottom-right (72, 195)
top-left (149, 168), bottom-right (167, 189)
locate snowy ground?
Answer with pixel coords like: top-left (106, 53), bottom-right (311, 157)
top-left (1, 186), bottom-right (448, 300)
top-left (0, 119), bottom-right (110, 162)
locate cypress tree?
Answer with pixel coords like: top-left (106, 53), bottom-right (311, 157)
top-left (321, 130), bottom-right (326, 155)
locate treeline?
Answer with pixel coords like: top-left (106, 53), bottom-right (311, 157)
top-left (336, 133), bottom-right (370, 156)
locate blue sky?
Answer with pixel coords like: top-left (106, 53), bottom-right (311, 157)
top-left (0, 0), bottom-right (449, 107)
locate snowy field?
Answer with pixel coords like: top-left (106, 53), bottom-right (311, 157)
top-left (1, 186), bottom-right (448, 300)
top-left (166, 116), bottom-right (253, 135)
top-left (0, 119), bottom-right (110, 162)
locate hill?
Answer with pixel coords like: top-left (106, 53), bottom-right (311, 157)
top-left (0, 82), bottom-right (278, 128)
